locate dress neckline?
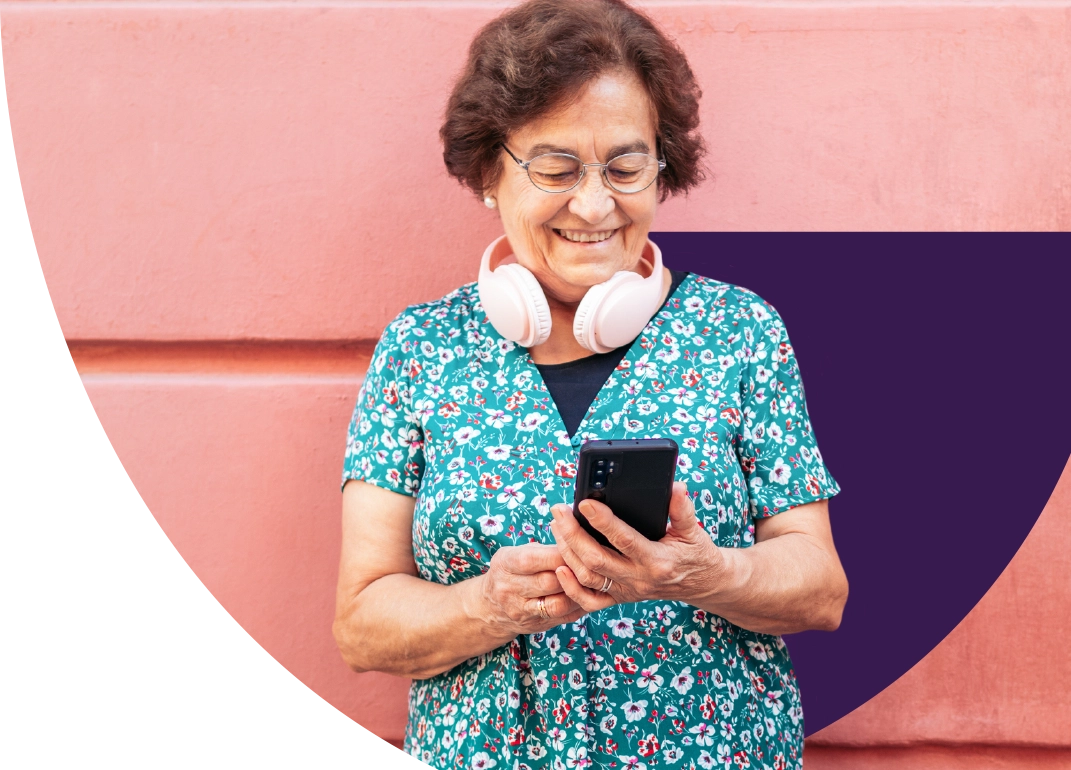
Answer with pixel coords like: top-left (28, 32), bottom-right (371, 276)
top-left (515, 271), bottom-right (695, 444)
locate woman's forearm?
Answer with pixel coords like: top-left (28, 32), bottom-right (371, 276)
top-left (691, 533), bottom-right (849, 636)
top-left (333, 572), bottom-right (516, 680)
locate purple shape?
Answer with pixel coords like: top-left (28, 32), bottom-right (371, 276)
top-left (654, 232), bottom-right (1071, 734)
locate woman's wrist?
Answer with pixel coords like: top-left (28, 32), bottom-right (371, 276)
top-left (683, 541), bottom-right (749, 610)
top-left (458, 572), bottom-right (521, 646)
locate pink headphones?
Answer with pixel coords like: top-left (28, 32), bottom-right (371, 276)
top-left (477, 235), bottom-right (666, 354)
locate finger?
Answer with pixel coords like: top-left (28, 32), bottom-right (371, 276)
top-left (526, 592), bottom-right (579, 620)
top-left (552, 527), bottom-right (611, 591)
top-left (518, 570), bottom-right (568, 599)
top-left (667, 481), bottom-right (702, 537)
top-left (555, 566), bottom-right (614, 614)
top-left (550, 505), bottom-right (628, 581)
top-left (498, 543), bottom-right (567, 575)
top-left (573, 497), bottom-right (650, 562)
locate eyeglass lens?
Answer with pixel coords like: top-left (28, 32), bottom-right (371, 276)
top-left (526, 153), bottom-right (660, 193)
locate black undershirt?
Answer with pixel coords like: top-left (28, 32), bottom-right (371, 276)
top-left (534, 270), bottom-right (690, 437)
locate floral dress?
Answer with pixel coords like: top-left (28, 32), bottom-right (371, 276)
top-left (342, 271), bottom-right (839, 770)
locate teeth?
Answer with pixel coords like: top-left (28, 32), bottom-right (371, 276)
top-left (557, 229), bottom-right (615, 243)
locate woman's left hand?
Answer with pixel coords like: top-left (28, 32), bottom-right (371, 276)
top-left (549, 482), bottom-right (725, 612)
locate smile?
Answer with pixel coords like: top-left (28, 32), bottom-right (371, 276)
top-left (554, 228), bottom-right (618, 243)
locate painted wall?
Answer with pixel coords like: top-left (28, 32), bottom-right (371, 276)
top-left (4, 1), bottom-right (1070, 766)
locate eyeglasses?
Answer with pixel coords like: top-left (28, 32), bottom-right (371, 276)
top-left (501, 144), bottom-right (666, 194)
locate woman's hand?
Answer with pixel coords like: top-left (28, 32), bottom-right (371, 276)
top-left (472, 544), bottom-right (587, 636)
top-left (549, 482), bottom-right (724, 612)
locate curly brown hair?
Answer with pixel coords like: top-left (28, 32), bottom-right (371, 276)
top-left (440, 0), bottom-right (706, 203)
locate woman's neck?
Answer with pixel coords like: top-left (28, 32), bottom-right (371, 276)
top-left (527, 267), bottom-right (672, 365)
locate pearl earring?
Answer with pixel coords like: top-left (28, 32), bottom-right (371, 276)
top-left (484, 196), bottom-right (497, 209)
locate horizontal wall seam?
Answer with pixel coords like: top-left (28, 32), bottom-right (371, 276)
top-left (69, 340), bottom-right (376, 376)
top-left (805, 739), bottom-right (1071, 750)
top-left (80, 372), bottom-right (365, 386)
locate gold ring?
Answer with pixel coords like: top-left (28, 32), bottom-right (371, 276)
top-left (600, 577), bottom-right (613, 594)
top-left (537, 596), bottom-right (549, 619)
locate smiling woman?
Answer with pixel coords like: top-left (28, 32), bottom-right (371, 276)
top-left (332, 1), bottom-right (848, 769)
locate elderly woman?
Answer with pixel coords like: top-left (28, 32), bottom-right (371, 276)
top-left (334, 1), bottom-right (848, 768)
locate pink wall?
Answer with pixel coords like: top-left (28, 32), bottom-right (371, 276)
top-left (4, 0), bottom-right (1070, 766)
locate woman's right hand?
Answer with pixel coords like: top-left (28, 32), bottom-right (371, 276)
top-left (472, 544), bottom-right (586, 636)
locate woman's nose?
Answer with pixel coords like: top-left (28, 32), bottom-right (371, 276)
top-left (567, 168), bottom-right (616, 223)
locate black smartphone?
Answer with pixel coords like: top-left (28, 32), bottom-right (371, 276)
top-left (571, 438), bottom-right (679, 549)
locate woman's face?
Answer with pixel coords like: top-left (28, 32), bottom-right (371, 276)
top-left (487, 70), bottom-right (660, 305)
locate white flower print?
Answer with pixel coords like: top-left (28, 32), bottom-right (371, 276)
top-left (547, 727), bottom-right (566, 751)
top-left (764, 690), bottom-right (785, 714)
top-left (517, 413), bottom-right (548, 432)
top-left (497, 485), bottom-right (526, 509)
top-left (671, 666), bottom-right (695, 695)
top-left (637, 665), bottom-right (664, 693)
top-left (534, 670), bottom-right (550, 696)
top-left (478, 513), bottom-right (505, 535)
top-left (623, 699), bottom-right (649, 722)
top-left (690, 722), bottom-right (716, 747)
top-left (685, 630), bottom-right (702, 652)
top-left (566, 746), bottom-right (590, 768)
top-left (610, 617), bottom-right (635, 638)
top-left (486, 444), bottom-right (511, 461)
top-left (768, 457), bottom-right (792, 485)
top-left (453, 426), bottom-right (481, 445)
top-left (670, 387), bottom-right (697, 406)
top-left (485, 409), bottom-right (512, 428)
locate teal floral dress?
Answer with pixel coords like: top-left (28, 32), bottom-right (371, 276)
top-left (342, 271), bottom-right (839, 770)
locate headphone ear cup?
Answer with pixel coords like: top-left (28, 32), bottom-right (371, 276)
top-left (486, 263), bottom-right (552, 347)
top-left (573, 272), bottom-right (642, 353)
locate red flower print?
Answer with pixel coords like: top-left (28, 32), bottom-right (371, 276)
top-left (777, 341), bottom-right (792, 364)
top-left (508, 725), bottom-right (525, 746)
top-left (477, 473), bottom-right (503, 490)
top-left (438, 401), bottom-right (461, 418)
top-left (553, 699), bottom-right (571, 724)
top-left (506, 392), bottom-right (527, 410)
top-left (682, 368), bottom-right (702, 387)
top-left (700, 694), bottom-right (717, 720)
top-left (720, 407), bottom-right (741, 426)
top-left (637, 736), bottom-right (660, 757)
top-left (554, 460), bottom-right (577, 478)
top-left (614, 654), bottom-right (639, 674)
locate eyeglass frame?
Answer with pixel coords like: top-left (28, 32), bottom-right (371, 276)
top-left (499, 143), bottom-right (667, 194)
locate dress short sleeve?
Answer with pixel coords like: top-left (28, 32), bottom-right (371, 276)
top-left (341, 312), bottom-right (425, 496)
top-left (733, 297), bottom-right (840, 518)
